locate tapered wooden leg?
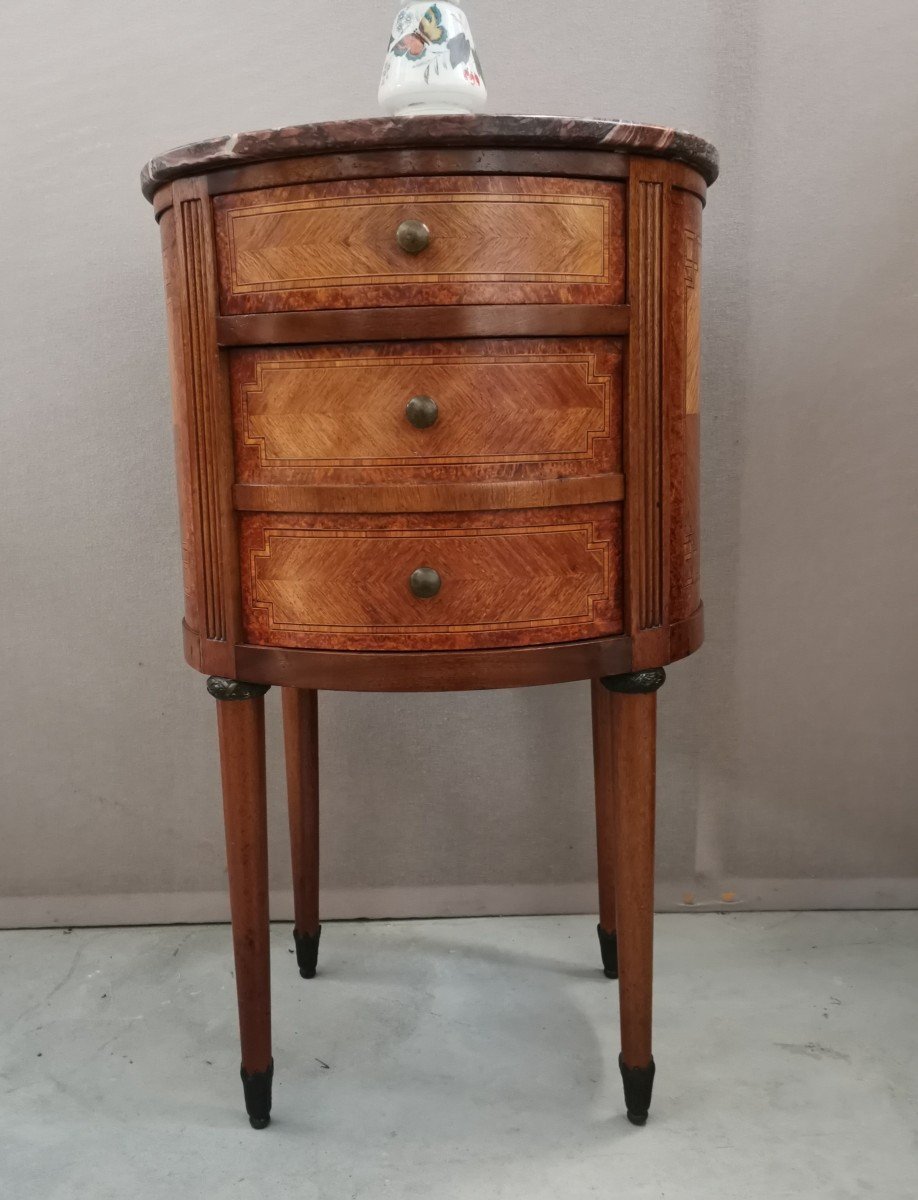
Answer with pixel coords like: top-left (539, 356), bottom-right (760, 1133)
top-left (208, 676), bottom-right (273, 1130)
top-left (600, 668), bottom-right (666, 1126)
top-left (591, 679), bottom-right (618, 978)
top-left (282, 687), bottom-right (321, 979)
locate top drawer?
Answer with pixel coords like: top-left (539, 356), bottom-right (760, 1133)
top-left (213, 175), bottom-right (625, 315)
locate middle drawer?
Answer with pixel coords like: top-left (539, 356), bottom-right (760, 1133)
top-left (230, 338), bottom-right (622, 488)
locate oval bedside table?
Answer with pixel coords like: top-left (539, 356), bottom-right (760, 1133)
top-left (141, 114), bottom-right (718, 1130)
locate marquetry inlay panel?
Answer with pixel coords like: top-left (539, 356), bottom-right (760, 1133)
top-left (231, 338), bottom-right (622, 485)
top-left (213, 175), bottom-right (625, 314)
top-left (239, 506), bottom-right (622, 652)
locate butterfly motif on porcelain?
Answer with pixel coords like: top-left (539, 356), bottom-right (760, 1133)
top-left (390, 4), bottom-right (449, 60)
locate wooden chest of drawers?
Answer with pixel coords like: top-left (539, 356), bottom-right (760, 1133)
top-left (143, 114), bottom-right (717, 1131)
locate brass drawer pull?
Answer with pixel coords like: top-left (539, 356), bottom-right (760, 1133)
top-left (396, 219), bottom-right (430, 254)
top-left (405, 395), bottom-right (439, 429)
top-left (409, 567), bottom-right (442, 599)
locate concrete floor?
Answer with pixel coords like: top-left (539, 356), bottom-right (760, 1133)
top-left (1, 913), bottom-right (916, 1199)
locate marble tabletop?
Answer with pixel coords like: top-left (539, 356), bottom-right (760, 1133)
top-left (141, 114), bottom-right (719, 201)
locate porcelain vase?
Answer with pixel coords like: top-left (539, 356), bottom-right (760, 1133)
top-left (378, 2), bottom-right (487, 117)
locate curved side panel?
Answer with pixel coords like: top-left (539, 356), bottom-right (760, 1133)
top-left (162, 178), bottom-right (241, 678)
top-left (667, 187), bottom-right (703, 625)
top-left (666, 603), bottom-right (704, 665)
top-left (625, 158), bottom-right (706, 669)
top-left (160, 203), bottom-right (200, 643)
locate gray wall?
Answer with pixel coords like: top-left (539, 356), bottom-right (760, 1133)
top-left (2, 0), bottom-right (916, 927)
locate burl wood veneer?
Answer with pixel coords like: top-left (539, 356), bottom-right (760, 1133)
top-left (230, 338), bottom-right (622, 483)
top-left (214, 175), bottom-right (624, 313)
top-left (143, 114), bottom-right (717, 1131)
top-left (240, 504), bottom-right (621, 652)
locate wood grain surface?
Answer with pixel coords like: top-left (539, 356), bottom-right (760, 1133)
top-left (592, 679), bottom-right (617, 936)
top-left (627, 165), bottom-right (666, 641)
top-left (232, 475), bottom-right (623, 515)
top-left (213, 175), bottom-right (625, 314)
top-left (159, 206), bottom-right (200, 639)
top-left (230, 338), bottom-right (622, 485)
top-left (282, 688), bottom-right (320, 941)
top-left (215, 693), bottom-right (272, 1075)
top-left (204, 147), bottom-right (635, 198)
top-left (182, 604), bottom-right (702, 691)
top-left (159, 178), bottom-right (242, 676)
top-left (215, 304), bottom-right (630, 347)
top-left (239, 505), bottom-right (622, 651)
top-left (667, 188), bottom-right (703, 624)
top-left (607, 689), bottom-right (658, 1069)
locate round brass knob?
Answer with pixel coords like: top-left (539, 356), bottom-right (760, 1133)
top-left (396, 219), bottom-right (430, 254)
top-left (405, 395), bottom-right (439, 429)
top-left (409, 567), bottom-right (442, 599)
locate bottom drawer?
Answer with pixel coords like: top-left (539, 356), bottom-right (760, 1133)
top-left (240, 505), bottom-right (622, 651)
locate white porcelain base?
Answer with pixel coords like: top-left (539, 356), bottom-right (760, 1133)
top-left (395, 103), bottom-right (474, 116)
